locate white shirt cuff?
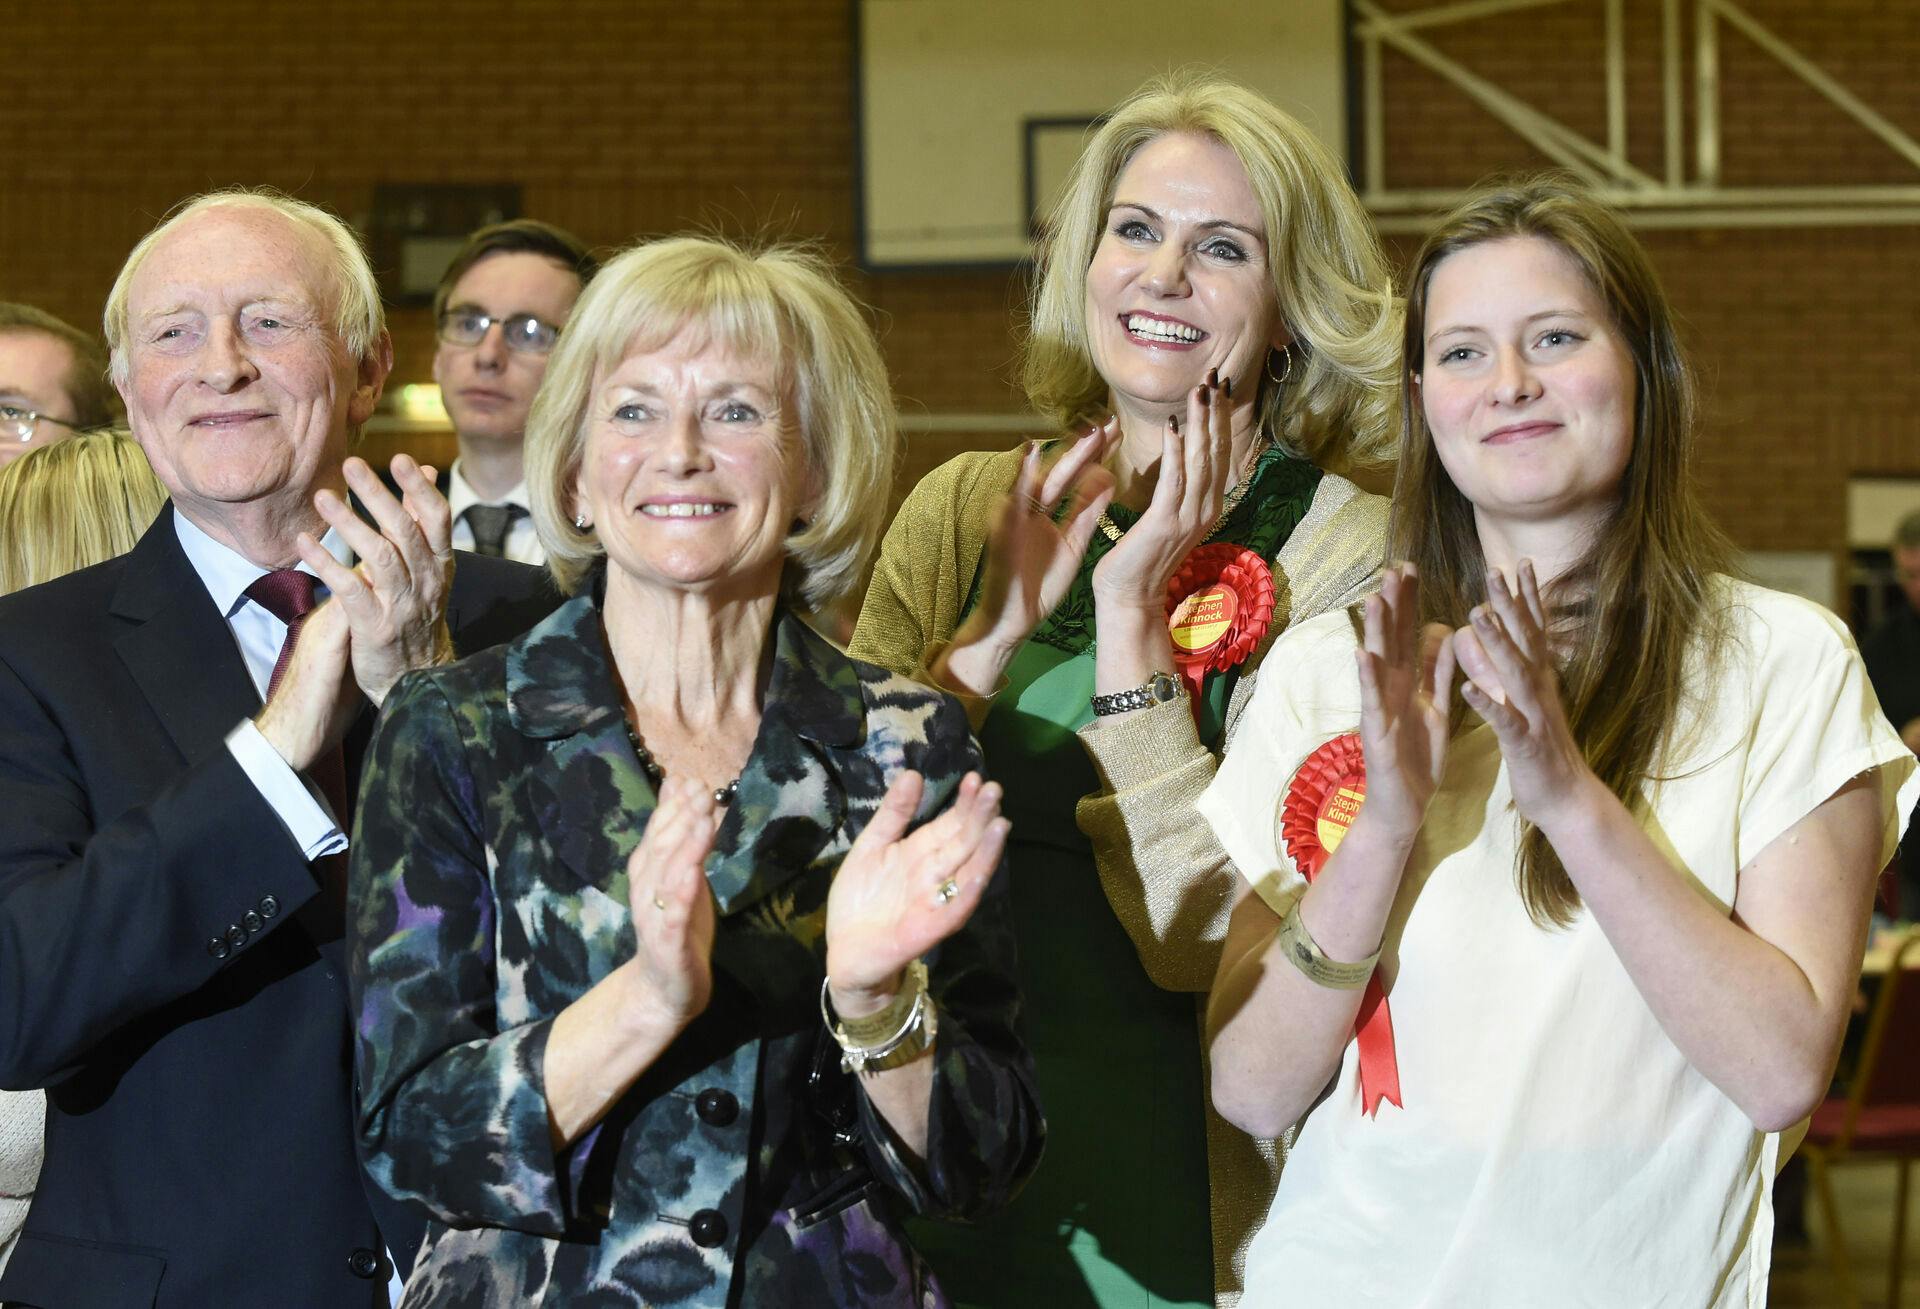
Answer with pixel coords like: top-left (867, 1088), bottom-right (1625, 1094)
top-left (224, 720), bottom-right (348, 860)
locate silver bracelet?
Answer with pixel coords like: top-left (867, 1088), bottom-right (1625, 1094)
top-left (1089, 670), bottom-right (1186, 717)
top-left (820, 962), bottom-right (938, 1073)
top-left (1274, 899), bottom-right (1378, 990)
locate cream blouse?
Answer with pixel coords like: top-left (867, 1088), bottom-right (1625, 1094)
top-left (1199, 578), bottom-right (1918, 1308)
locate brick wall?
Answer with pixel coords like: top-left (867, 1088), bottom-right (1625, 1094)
top-left (3, 0), bottom-right (1914, 550)
top-left (1369, 0), bottom-right (1920, 550)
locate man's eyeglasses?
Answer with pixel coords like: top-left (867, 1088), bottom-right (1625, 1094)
top-left (0, 405), bottom-right (82, 445)
top-left (436, 309), bottom-right (562, 356)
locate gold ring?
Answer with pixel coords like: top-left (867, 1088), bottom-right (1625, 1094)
top-left (935, 878), bottom-right (960, 905)
top-left (1019, 493), bottom-right (1051, 518)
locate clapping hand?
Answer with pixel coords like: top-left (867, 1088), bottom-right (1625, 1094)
top-left (950, 423), bottom-right (1118, 659)
top-left (1091, 373), bottom-right (1235, 609)
top-left (298, 454), bottom-right (456, 706)
top-left (622, 776), bottom-right (721, 1030)
top-left (1454, 562), bottom-right (1593, 828)
top-left (824, 771), bottom-right (1009, 1018)
top-left (1354, 564), bottom-right (1458, 839)
top-left (253, 596), bottom-right (360, 772)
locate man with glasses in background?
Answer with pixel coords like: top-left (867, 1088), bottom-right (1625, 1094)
top-left (0, 302), bottom-right (121, 469)
top-left (426, 220), bottom-right (597, 563)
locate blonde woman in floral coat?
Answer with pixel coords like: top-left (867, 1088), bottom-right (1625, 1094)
top-left (349, 237), bottom-right (1043, 1307)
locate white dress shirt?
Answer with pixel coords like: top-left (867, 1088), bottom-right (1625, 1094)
top-left (173, 509), bottom-right (349, 862)
top-left (446, 461), bottom-right (543, 565)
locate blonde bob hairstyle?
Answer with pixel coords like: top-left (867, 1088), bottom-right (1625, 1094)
top-left (103, 188), bottom-right (387, 388)
top-left (0, 428), bottom-right (167, 594)
top-left (525, 236), bottom-right (899, 607)
top-left (1024, 71), bottom-right (1401, 468)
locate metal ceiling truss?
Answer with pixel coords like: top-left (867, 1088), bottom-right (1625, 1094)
top-left (1353, 0), bottom-right (1920, 230)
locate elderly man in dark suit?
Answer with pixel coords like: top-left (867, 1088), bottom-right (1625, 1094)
top-left (0, 190), bottom-right (554, 1308)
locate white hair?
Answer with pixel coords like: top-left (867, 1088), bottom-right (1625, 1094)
top-left (103, 188), bottom-right (386, 387)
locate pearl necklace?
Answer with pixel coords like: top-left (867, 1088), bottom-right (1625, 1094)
top-left (624, 720), bottom-right (740, 807)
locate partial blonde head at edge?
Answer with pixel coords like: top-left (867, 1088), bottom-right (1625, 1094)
top-left (0, 428), bottom-right (168, 594)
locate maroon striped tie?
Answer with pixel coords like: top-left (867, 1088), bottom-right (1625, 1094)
top-left (244, 570), bottom-right (350, 907)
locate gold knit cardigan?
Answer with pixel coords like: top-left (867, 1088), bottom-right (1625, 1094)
top-left (847, 442), bottom-right (1389, 1307)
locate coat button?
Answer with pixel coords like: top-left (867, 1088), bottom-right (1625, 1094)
top-left (242, 910), bottom-right (264, 933)
top-left (225, 924), bottom-right (248, 950)
top-left (207, 937), bottom-right (230, 960)
top-left (258, 894), bottom-right (279, 919)
top-left (688, 1208), bottom-right (729, 1248)
top-left (346, 1246), bottom-right (381, 1278)
top-left (695, 1088), bottom-right (738, 1127)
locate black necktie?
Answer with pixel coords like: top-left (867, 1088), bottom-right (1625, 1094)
top-left (463, 502), bottom-right (527, 558)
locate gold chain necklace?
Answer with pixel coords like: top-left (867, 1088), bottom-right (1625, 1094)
top-left (1096, 454), bottom-right (1263, 545)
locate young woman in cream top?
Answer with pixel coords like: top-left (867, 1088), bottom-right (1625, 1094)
top-left (1201, 178), bottom-right (1917, 1307)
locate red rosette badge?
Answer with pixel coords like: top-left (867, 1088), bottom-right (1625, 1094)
top-left (1280, 732), bottom-right (1368, 877)
top-left (1164, 543), bottom-right (1275, 723)
top-left (1281, 732), bottom-right (1404, 1118)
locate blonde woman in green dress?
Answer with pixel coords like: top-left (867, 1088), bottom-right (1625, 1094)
top-left (849, 73), bottom-right (1398, 1308)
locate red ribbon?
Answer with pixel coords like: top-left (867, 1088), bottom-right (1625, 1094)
top-left (1163, 544), bottom-right (1275, 726)
top-left (1280, 732), bottom-right (1403, 1117)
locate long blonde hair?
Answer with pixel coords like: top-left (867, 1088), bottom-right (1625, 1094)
top-left (1393, 176), bottom-right (1735, 928)
top-left (0, 429), bottom-right (167, 594)
top-left (1023, 71), bottom-right (1401, 469)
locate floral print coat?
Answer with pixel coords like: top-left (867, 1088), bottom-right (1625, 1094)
top-left (348, 593), bottom-right (1044, 1307)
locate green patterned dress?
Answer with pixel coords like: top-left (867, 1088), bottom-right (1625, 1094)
top-left (908, 446), bottom-right (1323, 1308)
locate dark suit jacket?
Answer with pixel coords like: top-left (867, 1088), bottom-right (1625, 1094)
top-left (1863, 605), bottom-right (1920, 915)
top-left (0, 512), bottom-right (557, 1308)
